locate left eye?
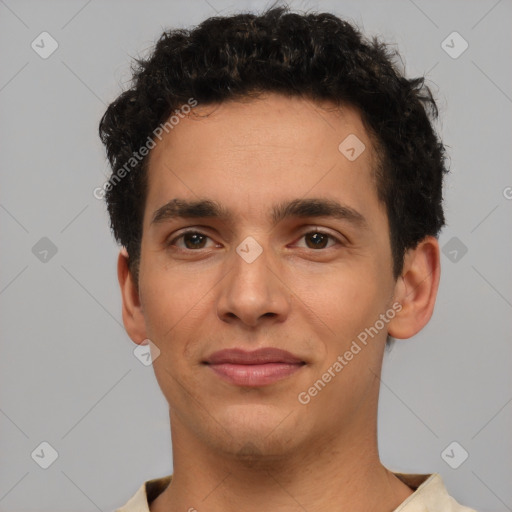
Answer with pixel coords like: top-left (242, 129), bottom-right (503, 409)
top-left (294, 231), bottom-right (339, 250)
top-left (167, 230), bottom-right (339, 251)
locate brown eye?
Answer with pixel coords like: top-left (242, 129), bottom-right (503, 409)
top-left (304, 232), bottom-right (331, 249)
top-left (167, 231), bottom-right (215, 250)
top-left (295, 230), bottom-right (339, 250)
top-left (181, 232), bottom-right (208, 249)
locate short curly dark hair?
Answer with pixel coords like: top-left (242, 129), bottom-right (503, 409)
top-left (98, 5), bottom-right (448, 285)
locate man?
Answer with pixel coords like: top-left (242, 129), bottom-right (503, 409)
top-left (99, 6), bottom-right (477, 511)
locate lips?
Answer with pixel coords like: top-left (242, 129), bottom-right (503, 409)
top-left (204, 348), bottom-right (305, 387)
top-left (205, 347), bottom-right (304, 365)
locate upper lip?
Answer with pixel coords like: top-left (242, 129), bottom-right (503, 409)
top-left (204, 348), bottom-right (304, 365)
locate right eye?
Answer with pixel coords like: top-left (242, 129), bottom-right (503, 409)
top-left (166, 230), bottom-right (220, 252)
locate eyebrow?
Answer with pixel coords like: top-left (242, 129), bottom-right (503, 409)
top-left (151, 198), bottom-right (368, 228)
top-left (151, 197), bottom-right (368, 229)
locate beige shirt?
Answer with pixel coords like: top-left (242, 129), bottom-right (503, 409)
top-left (115, 472), bottom-right (477, 511)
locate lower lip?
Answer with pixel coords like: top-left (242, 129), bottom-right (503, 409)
top-left (207, 362), bottom-right (304, 386)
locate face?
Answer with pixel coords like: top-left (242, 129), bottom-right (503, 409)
top-left (129, 93), bottom-right (402, 459)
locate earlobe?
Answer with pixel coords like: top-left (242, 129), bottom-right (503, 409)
top-left (387, 236), bottom-right (441, 340)
top-left (117, 247), bottom-right (148, 345)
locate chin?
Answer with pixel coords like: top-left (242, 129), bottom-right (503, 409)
top-left (208, 407), bottom-right (304, 458)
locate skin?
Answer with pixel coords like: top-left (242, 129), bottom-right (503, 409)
top-left (118, 93), bottom-right (440, 512)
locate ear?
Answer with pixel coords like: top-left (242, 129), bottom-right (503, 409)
top-left (117, 247), bottom-right (148, 345)
top-left (387, 236), bottom-right (441, 339)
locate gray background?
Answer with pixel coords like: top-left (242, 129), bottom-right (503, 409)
top-left (0, 0), bottom-right (511, 510)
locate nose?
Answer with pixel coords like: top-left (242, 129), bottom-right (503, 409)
top-left (216, 238), bottom-right (291, 328)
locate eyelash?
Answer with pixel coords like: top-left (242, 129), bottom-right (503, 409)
top-left (166, 228), bottom-right (343, 252)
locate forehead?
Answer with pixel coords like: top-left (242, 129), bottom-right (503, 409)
top-left (143, 93), bottom-right (383, 227)
top-left (147, 92), bottom-right (376, 163)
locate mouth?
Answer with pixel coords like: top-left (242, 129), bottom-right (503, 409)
top-left (203, 347), bottom-right (306, 387)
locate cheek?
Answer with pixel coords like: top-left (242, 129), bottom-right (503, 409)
top-left (305, 262), bottom-right (381, 330)
top-left (317, 270), bottom-right (392, 368)
top-left (139, 267), bottom-right (209, 401)
top-left (139, 259), bottom-right (226, 379)
top-left (139, 264), bottom-right (205, 342)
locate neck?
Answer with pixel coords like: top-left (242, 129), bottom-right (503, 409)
top-left (150, 402), bottom-right (413, 512)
